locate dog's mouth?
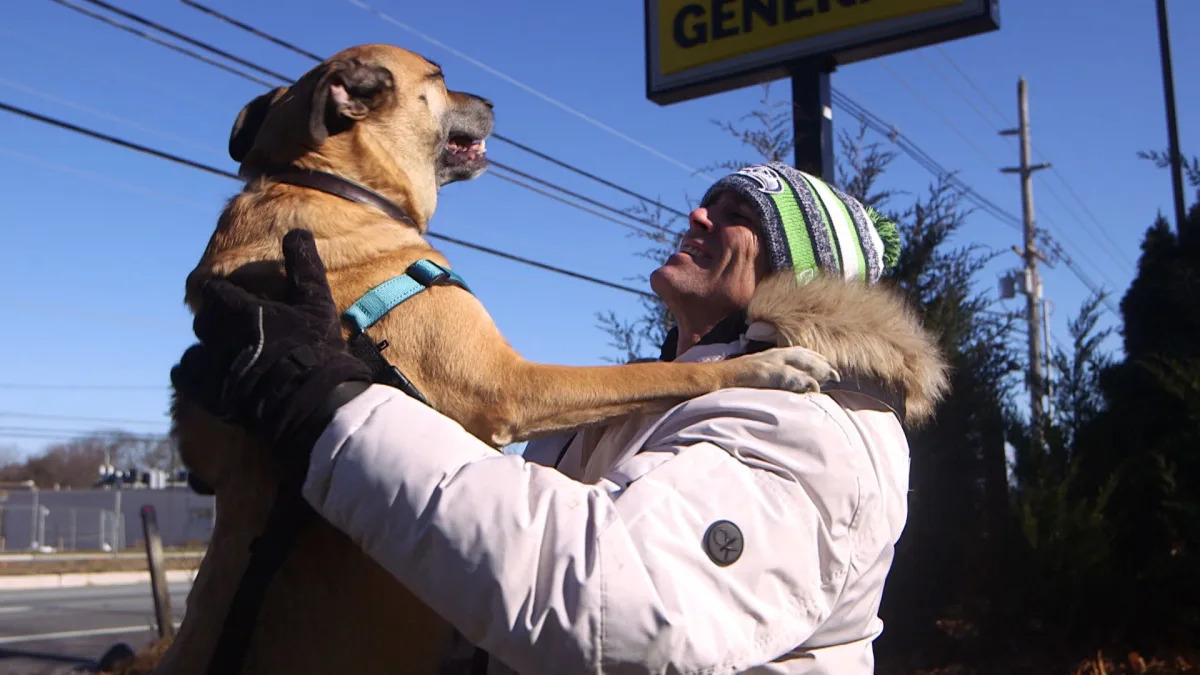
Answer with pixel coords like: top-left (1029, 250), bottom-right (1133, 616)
top-left (437, 126), bottom-right (490, 186)
top-left (445, 132), bottom-right (487, 167)
top-left (437, 94), bottom-right (494, 187)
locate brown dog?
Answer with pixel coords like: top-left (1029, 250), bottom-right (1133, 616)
top-left (154, 43), bottom-right (837, 674)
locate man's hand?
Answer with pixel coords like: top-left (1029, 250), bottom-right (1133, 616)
top-left (170, 229), bottom-right (372, 468)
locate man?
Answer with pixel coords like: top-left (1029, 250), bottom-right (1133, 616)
top-left (172, 162), bottom-right (949, 673)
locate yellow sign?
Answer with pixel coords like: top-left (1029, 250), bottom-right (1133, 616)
top-left (645, 0), bottom-right (999, 104)
top-left (660, 0), bottom-right (963, 75)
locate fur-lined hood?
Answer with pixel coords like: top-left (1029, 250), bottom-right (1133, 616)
top-left (747, 272), bottom-right (951, 425)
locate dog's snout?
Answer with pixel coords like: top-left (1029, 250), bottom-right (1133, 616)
top-left (453, 91), bottom-right (492, 108)
top-left (455, 92), bottom-right (493, 109)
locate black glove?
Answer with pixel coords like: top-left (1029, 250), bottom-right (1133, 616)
top-left (170, 229), bottom-right (372, 470)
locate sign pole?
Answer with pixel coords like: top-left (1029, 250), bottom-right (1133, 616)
top-left (1155, 0), bottom-right (1186, 234)
top-left (790, 59), bottom-right (834, 180)
top-left (140, 505), bottom-right (175, 639)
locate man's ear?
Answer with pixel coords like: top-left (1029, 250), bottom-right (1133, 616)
top-left (228, 86), bottom-right (288, 163)
top-left (308, 57), bottom-right (395, 146)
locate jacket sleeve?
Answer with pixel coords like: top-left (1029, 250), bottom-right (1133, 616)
top-left (302, 384), bottom-right (862, 675)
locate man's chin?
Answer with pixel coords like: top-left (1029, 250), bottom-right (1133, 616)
top-left (649, 264), bottom-right (695, 302)
top-left (649, 265), bottom-right (675, 298)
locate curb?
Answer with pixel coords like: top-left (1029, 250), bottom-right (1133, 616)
top-left (0, 552), bottom-right (204, 563)
top-left (0, 569), bottom-right (198, 591)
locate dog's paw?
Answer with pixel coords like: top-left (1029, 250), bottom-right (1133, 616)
top-left (732, 346), bottom-right (839, 394)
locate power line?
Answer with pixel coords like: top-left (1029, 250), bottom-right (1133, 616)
top-left (934, 46), bottom-right (1013, 126)
top-left (48, 0), bottom-right (278, 89)
top-left (0, 101), bottom-right (239, 180)
top-left (339, 0), bottom-right (716, 182)
top-left (0, 23), bottom-right (229, 114)
top-left (0, 289), bottom-right (181, 331)
top-left (74, 0), bottom-right (289, 82)
top-left (490, 161), bottom-right (680, 237)
top-left (489, 133), bottom-right (690, 220)
top-left (1040, 169), bottom-right (1135, 268)
top-left (0, 383), bottom-right (166, 391)
top-left (0, 146), bottom-right (216, 215)
top-left (1039, 186), bottom-right (1133, 274)
top-left (883, 58), bottom-right (1129, 281)
top-left (925, 46), bottom-right (1134, 272)
top-left (175, 0), bottom-right (692, 220)
top-left (914, 50), bottom-right (1008, 132)
top-left (0, 411), bottom-right (167, 426)
top-left (423, 230), bottom-right (656, 299)
top-left (69, 0), bottom-right (1126, 315)
top-left (832, 89), bottom-right (1124, 318)
top-left (0, 431), bottom-right (136, 442)
top-left (487, 170), bottom-right (670, 240)
top-left (0, 426), bottom-right (167, 441)
top-left (1035, 205), bottom-right (1130, 284)
top-left (179, 0), bottom-right (324, 61)
top-left (62, 0), bottom-right (683, 239)
top-left (0, 75), bottom-right (214, 155)
top-left (0, 100), bottom-right (659, 300)
top-left (878, 60), bottom-right (999, 167)
top-left (826, 90), bottom-right (1122, 316)
top-left (1038, 236), bottom-right (1121, 316)
top-left (827, 90), bottom-right (1022, 230)
top-left (51, 0), bottom-right (1117, 312)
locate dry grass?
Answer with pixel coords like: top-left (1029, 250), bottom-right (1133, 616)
top-left (879, 650), bottom-right (1198, 674)
top-left (1071, 650), bottom-right (1198, 675)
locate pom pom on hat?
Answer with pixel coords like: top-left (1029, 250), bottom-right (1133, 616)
top-left (867, 206), bottom-right (901, 271)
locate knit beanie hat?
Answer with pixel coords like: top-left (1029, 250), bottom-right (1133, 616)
top-left (700, 162), bottom-right (900, 285)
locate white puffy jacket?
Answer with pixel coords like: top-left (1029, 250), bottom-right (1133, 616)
top-left (301, 274), bottom-right (949, 674)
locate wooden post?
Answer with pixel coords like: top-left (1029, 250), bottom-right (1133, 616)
top-left (139, 505), bottom-right (174, 639)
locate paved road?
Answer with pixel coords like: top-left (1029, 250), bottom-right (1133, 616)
top-left (0, 582), bottom-right (190, 674)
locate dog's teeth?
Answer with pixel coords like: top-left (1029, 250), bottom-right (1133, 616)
top-left (477, 139), bottom-right (486, 152)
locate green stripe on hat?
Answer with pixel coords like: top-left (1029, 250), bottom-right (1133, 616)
top-left (783, 168), bottom-right (838, 275)
top-left (793, 174), bottom-right (842, 273)
top-left (803, 173), bottom-right (867, 282)
top-left (768, 184), bottom-right (817, 280)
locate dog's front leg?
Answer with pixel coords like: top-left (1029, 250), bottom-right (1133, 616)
top-left (478, 346), bottom-right (838, 446)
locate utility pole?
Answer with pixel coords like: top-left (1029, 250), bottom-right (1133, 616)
top-left (1155, 0), bottom-right (1186, 233)
top-left (1001, 78), bottom-right (1051, 452)
top-left (1042, 298), bottom-right (1053, 420)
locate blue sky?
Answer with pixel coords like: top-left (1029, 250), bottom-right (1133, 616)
top-left (0, 0), bottom-right (1195, 458)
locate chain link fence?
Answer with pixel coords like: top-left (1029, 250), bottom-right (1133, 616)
top-left (0, 488), bottom-right (213, 552)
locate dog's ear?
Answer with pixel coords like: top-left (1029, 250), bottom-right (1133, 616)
top-left (228, 86), bottom-right (288, 163)
top-left (309, 57), bottom-right (395, 146)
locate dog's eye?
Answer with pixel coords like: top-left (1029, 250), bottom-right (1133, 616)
top-left (419, 94), bottom-right (427, 103)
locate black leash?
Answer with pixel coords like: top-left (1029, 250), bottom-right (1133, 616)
top-left (346, 333), bottom-right (432, 406)
top-left (204, 482), bottom-right (314, 675)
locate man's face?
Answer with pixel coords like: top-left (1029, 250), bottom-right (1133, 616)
top-left (650, 190), bottom-right (767, 323)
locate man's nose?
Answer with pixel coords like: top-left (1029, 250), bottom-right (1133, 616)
top-left (687, 207), bottom-right (713, 232)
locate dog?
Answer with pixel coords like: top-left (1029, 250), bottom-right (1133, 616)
top-left (152, 43), bottom-right (837, 674)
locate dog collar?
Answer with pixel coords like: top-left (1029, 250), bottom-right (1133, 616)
top-left (255, 166), bottom-right (418, 229)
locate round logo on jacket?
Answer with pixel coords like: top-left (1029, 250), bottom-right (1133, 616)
top-left (703, 520), bottom-right (744, 566)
